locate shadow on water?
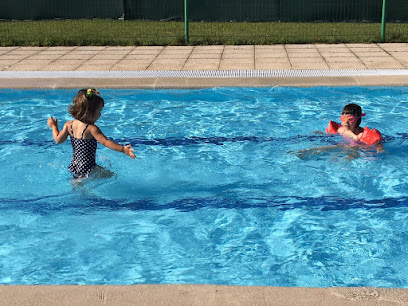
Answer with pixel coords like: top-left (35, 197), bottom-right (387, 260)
top-left (0, 133), bottom-right (404, 148)
top-left (1, 194), bottom-right (408, 215)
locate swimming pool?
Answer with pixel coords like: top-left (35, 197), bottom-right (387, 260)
top-left (1, 86), bottom-right (408, 286)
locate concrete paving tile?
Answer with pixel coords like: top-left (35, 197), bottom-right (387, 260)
top-left (285, 44), bottom-right (317, 49)
top-left (315, 44), bottom-right (348, 49)
top-left (75, 64), bottom-right (116, 71)
top-left (224, 45), bottom-right (254, 51)
top-left (27, 54), bottom-right (64, 60)
top-left (348, 47), bottom-right (384, 53)
top-left (220, 58), bottom-right (254, 64)
top-left (97, 51), bottom-right (133, 56)
top-left (358, 56), bottom-right (401, 62)
top-left (182, 63), bottom-right (220, 70)
top-left (322, 57), bottom-right (362, 63)
top-left (111, 63), bottom-right (150, 71)
top-left (379, 46), bottom-right (408, 52)
top-left (14, 47), bottom-right (47, 51)
top-left (189, 53), bottom-right (222, 59)
top-left (291, 63), bottom-right (329, 69)
top-left (319, 52), bottom-right (355, 57)
top-left (15, 59), bottom-right (54, 65)
top-left (104, 46), bottom-right (135, 51)
top-left (364, 61), bottom-right (405, 69)
top-left (219, 63), bottom-right (255, 70)
top-left (67, 50), bottom-right (101, 55)
top-left (37, 50), bottom-right (71, 55)
top-left (0, 47), bottom-right (19, 51)
top-left (164, 46), bottom-right (194, 50)
top-left (40, 64), bottom-right (83, 71)
top-left (287, 52), bottom-right (322, 58)
top-left (92, 54), bottom-right (128, 60)
top-left (130, 46), bottom-right (164, 52)
top-left (327, 62), bottom-right (367, 69)
top-left (0, 59), bottom-right (20, 66)
top-left (44, 46), bottom-right (77, 51)
top-left (389, 52), bottom-right (408, 59)
top-left (256, 58), bottom-right (290, 63)
top-left (59, 54), bottom-right (96, 60)
top-left (255, 63), bottom-right (292, 69)
top-left (191, 46), bottom-right (223, 52)
top-left (124, 54), bottom-right (157, 60)
top-left (222, 53), bottom-right (254, 59)
top-left (128, 50), bottom-right (162, 56)
top-left (147, 63), bottom-right (185, 70)
top-left (86, 59), bottom-right (121, 65)
top-left (74, 46), bottom-right (106, 51)
top-left (156, 53), bottom-right (191, 59)
top-left (4, 64), bottom-right (48, 71)
top-left (151, 58), bottom-right (187, 65)
top-left (1, 54), bottom-right (31, 61)
top-left (255, 45), bottom-right (286, 51)
top-left (378, 43), bottom-right (408, 47)
top-left (50, 59), bottom-right (87, 65)
top-left (255, 53), bottom-right (288, 58)
top-left (345, 43), bottom-right (380, 48)
top-left (184, 59), bottom-right (220, 65)
top-left (5, 50), bottom-right (38, 56)
top-left (118, 59), bottom-right (155, 64)
top-left (352, 52), bottom-right (389, 57)
top-left (289, 57), bottom-right (325, 63)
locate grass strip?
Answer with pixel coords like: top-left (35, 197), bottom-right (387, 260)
top-left (0, 20), bottom-right (407, 46)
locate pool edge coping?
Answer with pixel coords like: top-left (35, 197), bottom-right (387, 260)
top-left (1, 69), bottom-right (408, 88)
top-left (1, 285), bottom-right (408, 306)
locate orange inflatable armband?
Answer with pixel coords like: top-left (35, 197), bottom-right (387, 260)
top-left (325, 121), bottom-right (341, 134)
top-left (359, 127), bottom-right (382, 146)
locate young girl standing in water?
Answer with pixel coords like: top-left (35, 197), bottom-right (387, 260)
top-left (47, 88), bottom-right (135, 179)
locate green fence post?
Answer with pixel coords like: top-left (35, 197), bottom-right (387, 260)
top-left (184, 0), bottom-right (189, 45)
top-left (381, 0), bottom-right (387, 43)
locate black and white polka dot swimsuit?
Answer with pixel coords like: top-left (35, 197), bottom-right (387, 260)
top-left (68, 120), bottom-right (97, 178)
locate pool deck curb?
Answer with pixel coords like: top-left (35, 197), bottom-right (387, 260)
top-left (2, 285), bottom-right (408, 306)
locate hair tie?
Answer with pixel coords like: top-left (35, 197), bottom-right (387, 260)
top-left (361, 113), bottom-right (366, 117)
top-left (86, 89), bottom-right (93, 98)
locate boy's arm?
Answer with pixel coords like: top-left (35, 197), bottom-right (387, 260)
top-left (91, 125), bottom-right (136, 159)
top-left (47, 117), bottom-right (69, 144)
top-left (375, 142), bottom-right (385, 153)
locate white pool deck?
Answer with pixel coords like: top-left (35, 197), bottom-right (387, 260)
top-left (1, 43), bottom-right (408, 305)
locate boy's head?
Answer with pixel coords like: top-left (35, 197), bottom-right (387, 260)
top-left (341, 103), bottom-right (363, 126)
top-left (69, 88), bottom-right (105, 124)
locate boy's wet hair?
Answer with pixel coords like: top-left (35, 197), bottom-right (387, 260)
top-left (69, 88), bottom-right (104, 124)
top-left (342, 103), bottom-right (362, 126)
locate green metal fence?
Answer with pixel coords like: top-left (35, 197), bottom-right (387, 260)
top-left (0, 0), bottom-right (407, 46)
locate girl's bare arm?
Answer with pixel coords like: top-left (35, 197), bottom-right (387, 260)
top-left (47, 117), bottom-right (69, 144)
top-left (91, 125), bottom-right (136, 159)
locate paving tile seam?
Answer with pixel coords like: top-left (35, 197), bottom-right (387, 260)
top-left (283, 45), bottom-right (292, 69)
top-left (180, 48), bottom-right (195, 71)
top-left (377, 43), bottom-right (407, 64)
top-left (146, 47), bottom-right (166, 70)
top-left (345, 44), bottom-right (368, 68)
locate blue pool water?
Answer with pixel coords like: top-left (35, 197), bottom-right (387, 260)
top-left (1, 87), bottom-right (408, 286)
